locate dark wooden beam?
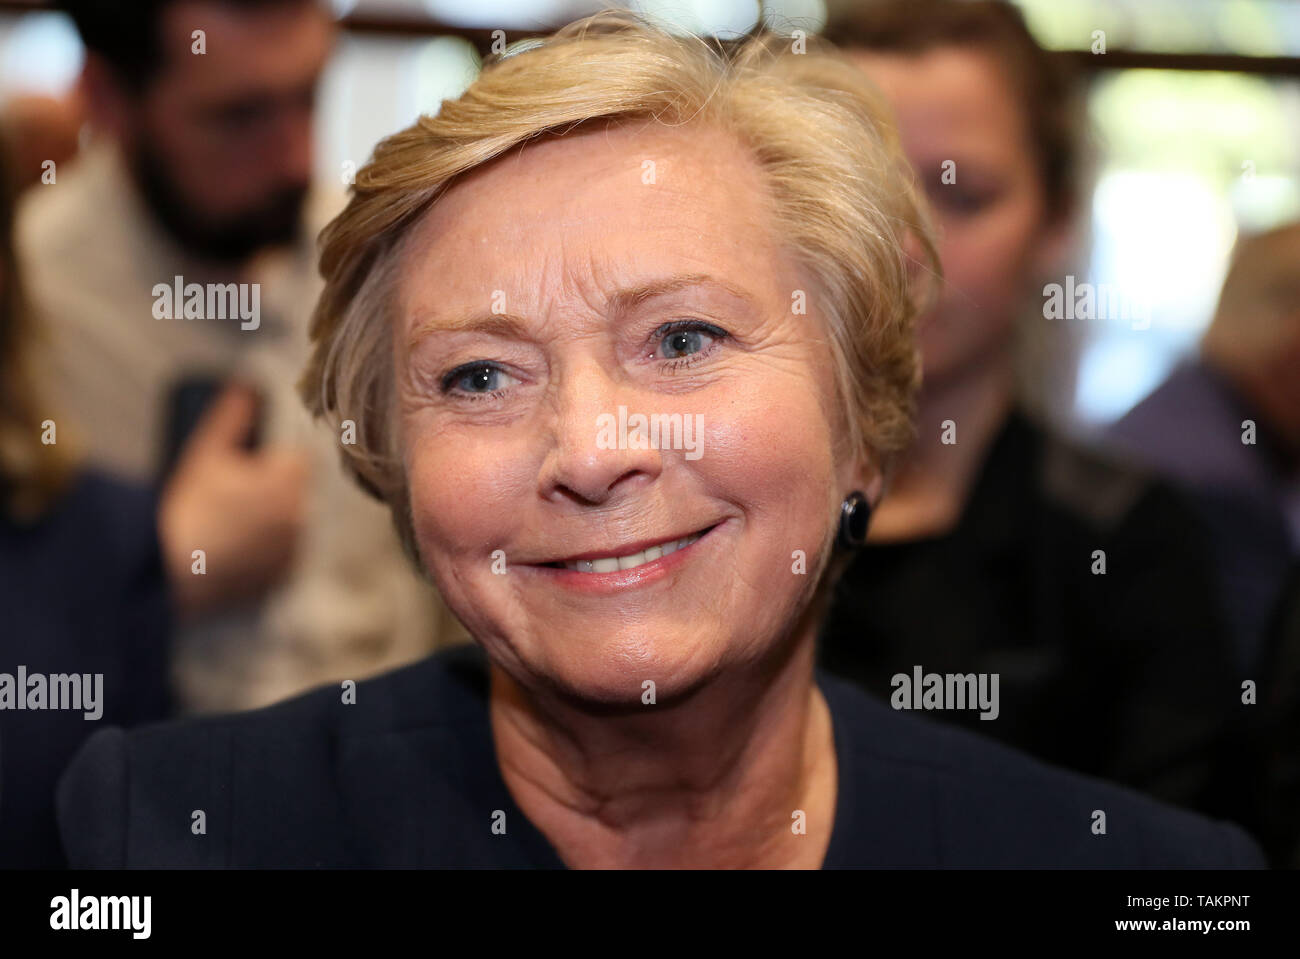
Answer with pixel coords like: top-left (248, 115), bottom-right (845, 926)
top-left (338, 14), bottom-right (550, 57)
top-left (4, 1), bottom-right (1300, 77)
top-left (1057, 49), bottom-right (1300, 77)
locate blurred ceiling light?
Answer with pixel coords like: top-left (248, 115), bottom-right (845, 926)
top-left (416, 35), bottom-right (481, 110)
top-left (419, 0), bottom-right (599, 29)
top-left (761, 0), bottom-right (826, 33)
top-left (1010, 0), bottom-right (1300, 57)
top-left (693, 0), bottom-right (761, 36)
top-left (629, 0), bottom-right (760, 37)
top-left (0, 12), bottom-right (83, 97)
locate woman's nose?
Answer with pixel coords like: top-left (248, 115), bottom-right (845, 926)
top-left (539, 362), bottom-right (664, 507)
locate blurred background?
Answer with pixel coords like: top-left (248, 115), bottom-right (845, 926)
top-left (1, 0), bottom-right (1298, 434)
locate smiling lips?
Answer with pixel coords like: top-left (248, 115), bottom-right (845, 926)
top-left (541, 526), bottom-right (714, 573)
top-left (563, 532), bottom-right (705, 573)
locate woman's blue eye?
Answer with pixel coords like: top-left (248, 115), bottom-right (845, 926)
top-left (442, 363), bottom-right (505, 394)
top-left (656, 322), bottom-right (726, 361)
top-left (663, 330), bottom-right (704, 357)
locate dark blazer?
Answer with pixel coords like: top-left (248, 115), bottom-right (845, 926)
top-left (1, 470), bottom-right (173, 867)
top-left (57, 643), bottom-right (1263, 868)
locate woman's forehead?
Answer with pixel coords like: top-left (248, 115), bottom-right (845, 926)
top-left (397, 121), bottom-right (788, 325)
top-left (413, 121), bottom-right (770, 249)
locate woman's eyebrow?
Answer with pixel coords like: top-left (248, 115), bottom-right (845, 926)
top-left (406, 313), bottom-right (530, 348)
top-left (605, 274), bottom-right (758, 316)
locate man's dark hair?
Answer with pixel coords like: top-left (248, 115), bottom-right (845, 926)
top-left (60, 0), bottom-right (316, 91)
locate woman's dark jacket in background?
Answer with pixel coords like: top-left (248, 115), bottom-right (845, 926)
top-left (0, 470), bottom-right (173, 866)
top-left (819, 410), bottom-right (1252, 834)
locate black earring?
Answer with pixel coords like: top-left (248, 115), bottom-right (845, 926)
top-left (837, 491), bottom-right (871, 550)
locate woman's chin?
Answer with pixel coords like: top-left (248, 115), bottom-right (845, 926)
top-left (521, 633), bottom-right (726, 707)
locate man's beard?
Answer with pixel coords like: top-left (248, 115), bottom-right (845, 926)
top-left (129, 143), bottom-right (308, 265)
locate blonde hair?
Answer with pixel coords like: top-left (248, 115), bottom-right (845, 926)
top-left (0, 131), bottom-right (73, 520)
top-left (301, 10), bottom-right (937, 557)
top-left (1204, 221), bottom-right (1300, 364)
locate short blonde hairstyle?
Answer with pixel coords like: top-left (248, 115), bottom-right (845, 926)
top-left (301, 10), bottom-right (937, 558)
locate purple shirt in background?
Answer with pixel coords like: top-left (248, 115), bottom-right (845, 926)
top-left (1107, 358), bottom-right (1297, 668)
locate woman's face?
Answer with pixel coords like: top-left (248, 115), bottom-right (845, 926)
top-left (848, 47), bottom-right (1062, 388)
top-left (394, 121), bottom-right (863, 701)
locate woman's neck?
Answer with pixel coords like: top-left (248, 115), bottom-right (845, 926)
top-left (488, 623), bottom-right (838, 869)
top-left (869, 357), bottom-right (1016, 543)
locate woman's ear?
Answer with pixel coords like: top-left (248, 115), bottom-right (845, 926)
top-left (843, 454), bottom-right (885, 508)
top-left (862, 465), bottom-right (885, 510)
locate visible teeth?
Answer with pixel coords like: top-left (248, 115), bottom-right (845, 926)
top-left (562, 531), bottom-right (704, 572)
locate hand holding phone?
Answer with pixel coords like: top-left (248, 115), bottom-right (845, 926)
top-left (161, 376), bottom-right (262, 479)
top-left (158, 382), bottom-right (309, 619)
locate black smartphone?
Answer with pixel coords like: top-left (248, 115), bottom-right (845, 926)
top-left (159, 375), bottom-right (262, 480)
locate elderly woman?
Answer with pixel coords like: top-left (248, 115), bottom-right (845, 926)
top-left (57, 13), bottom-right (1261, 868)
